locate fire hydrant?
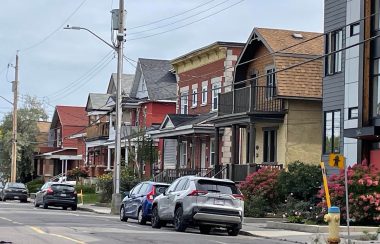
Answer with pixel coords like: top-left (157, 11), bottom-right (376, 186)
top-left (324, 206), bottom-right (341, 244)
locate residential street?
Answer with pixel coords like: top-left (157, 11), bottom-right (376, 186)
top-left (0, 201), bottom-right (287, 244)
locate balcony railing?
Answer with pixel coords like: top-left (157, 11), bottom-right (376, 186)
top-left (218, 85), bottom-right (284, 116)
top-left (86, 122), bottom-right (109, 139)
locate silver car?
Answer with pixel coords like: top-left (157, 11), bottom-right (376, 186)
top-left (151, 176), bottom-right (244, 236)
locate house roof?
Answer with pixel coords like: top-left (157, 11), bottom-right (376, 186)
top-left (86, 93), bottom-right (112, 112)
top-left (53, 106), bottom-right (87, 127)
top-left (131, 58), bottom-right (177, 101)
top-left (106, 73), bottom-right (135, 95)
top-left (237, 27), bottom-right (323, 99)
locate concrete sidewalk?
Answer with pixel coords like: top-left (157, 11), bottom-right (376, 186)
top-left (77, 204), bottom-right (111, 214)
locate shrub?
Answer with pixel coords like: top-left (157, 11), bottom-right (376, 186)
top-left (244, 195), bottom-right (270, 217)
top-left (26, 177), bottom-right (44, 193)
top-left (277, 161), bottom-right (322, 201)
top-left (75, 184), bottom-right (96, 194)
top-left (318, 164), bottom-right (380, 225)
top-left (67, 167), bottom-right (89, 181)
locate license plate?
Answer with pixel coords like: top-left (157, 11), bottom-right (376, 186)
top-left (60, 194), bottom-right (66, 197)
top-left (14, 196), bottom-right (19, 199)
top-left (214, 199), bottom-right (224, 205)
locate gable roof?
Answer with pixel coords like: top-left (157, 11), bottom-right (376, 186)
top-left (86, 93), bottom-right (112, 112)
top-left (52, 106), bottom-right (87, 127)
top-left (131, 58), bottom-right (177, 101)
top-left (106, 73), bottom-right (135, 95)
top-left (237, 27), bottom-right (323, 99)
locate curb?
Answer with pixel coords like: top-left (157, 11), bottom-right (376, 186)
top-left (238, 230), bottom-right (307, 244)
top-left (77, 206), bottom-right (109, 215)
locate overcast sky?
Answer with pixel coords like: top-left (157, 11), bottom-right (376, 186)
top-left (0, 0), bottom-right (324, 120)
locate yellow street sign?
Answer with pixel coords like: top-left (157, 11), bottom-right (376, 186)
top-left (328, 153), bottom-right (345, 169)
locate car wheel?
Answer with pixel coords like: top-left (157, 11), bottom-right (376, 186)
top-left (137, 208), bottom-right (146, 225)
top-left (199, 225), bottom-right (211, 235)
top-left (34, 199), bottom-right (40, 208)
top-left (43, 201), bottom-right (48, 209)
top-left (151, 206), bottom-right (161, 229)
top-left (227, 227), bottom-right (240, 236)
top-left (71, 205), bottom-right (77, 211)
top-left (120, 206), bottom-right (128, 222)
top-left (62, 206), bottom-right (67, 210)
top-left (174, 206), bottom-right (187, 232)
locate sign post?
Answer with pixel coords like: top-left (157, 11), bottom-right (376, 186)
top-left (320, 162), bottom-right (331, 208)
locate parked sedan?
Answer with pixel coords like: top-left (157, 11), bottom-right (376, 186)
top-left (34, 182), bottom-right (77, 210)
top-left (151, 176), bottom-right (244, 236)
top-left (0, 182), bottom-right (28, 202)
top-left (120, 181), bottom-right (169, 225)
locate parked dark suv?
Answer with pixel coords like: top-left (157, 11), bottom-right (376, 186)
top-left (120, 181), bottom-right (169, 225)
top-left (34, 182), bottom-right (77, 210)
top-left (0, 182), bottom-right (28, 202)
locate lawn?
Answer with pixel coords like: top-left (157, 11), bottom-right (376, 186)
top-left (78, 193), bottom-right (99, 205)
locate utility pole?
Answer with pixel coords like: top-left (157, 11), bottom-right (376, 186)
top-left (10, 51), bottom-right (19, 183)
top-left (111, 0), bottom-right (125, 214)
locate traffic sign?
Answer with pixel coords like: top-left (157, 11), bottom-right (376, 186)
top-left (328, 153), bottom-right (345, 169)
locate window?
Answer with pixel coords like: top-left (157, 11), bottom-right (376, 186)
top-left (324, 110), bottom-right (341, 154)
top-left (179, 141), bottom-right (187, 168)
top-left (191, 89), bottom-right (197, 107)
top-left (131, 184), bottom-right (142, 196)
top-left (266, 68), bottom-right (276, 98)
top-left (212, 82), bottom-right (221, 110)
top-left (138, 183), bottom-right (149, 194)
top-left (174, 179), bottom-right (188, 191)
top-left (210, 139), bottom-right (215, 166)
top-left (180, 92), bottom-right (188, 114)
top-left (201, 85), bottom-right (208, 105)
top-left (373, 59), bottom-right (380, 117)
top-left (348, 107), bottom-right (358, 119)
top-left (326, 29), bottom-right (343, 75)
top-left (56, 128), bottom-right (61, 147)
top-left (263, 129), bottom-right (276, 163)
top-left (350, 22), bottom-right (360, 36)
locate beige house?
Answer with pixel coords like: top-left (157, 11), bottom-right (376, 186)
top-left (212, 28), bottom-right (323, 179)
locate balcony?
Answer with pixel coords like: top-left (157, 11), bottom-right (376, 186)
top-left (86, 122), bottom-right (109, 140)
top-left (218, 85), bottom-right (285, 116)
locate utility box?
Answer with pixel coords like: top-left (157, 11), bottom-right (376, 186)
top-left (111, 9), bottom-right (125, 30)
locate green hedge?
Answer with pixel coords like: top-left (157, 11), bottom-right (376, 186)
top-left (26, 177), bottom-right (44, 193)
top-left (75, 185), bottom-right (96, 194)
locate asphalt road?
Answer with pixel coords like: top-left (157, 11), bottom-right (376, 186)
top-left (0, 201), bottom-right (286, 244)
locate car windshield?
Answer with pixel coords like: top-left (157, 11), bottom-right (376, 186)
top-left (155, 185), bottom-right (169, 195)
top-left (196, 180), bottom-right (240, 195)
top-left (7, 183), bottom-right (26, 189)
top-left (51, 184), bottom-right (75, 192)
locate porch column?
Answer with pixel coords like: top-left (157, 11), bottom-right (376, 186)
top-left (107, 147), bottom-right (111, 170)
top-left (61, 160), bottom-right (64, 175)
top-left (125, 143), bottom-right (129, 167)
top-left (65, 159), bottom-right (68, 176)
top-left (176, 138), bottom-right (180, 170)
top-left (231, 125), bottom-right (237, 164)
top-left (249, 123), bottom-right (255, 164)
top-left (215, 127), bottom-right (220, 166)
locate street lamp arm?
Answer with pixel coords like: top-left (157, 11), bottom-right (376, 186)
top-left (64, 26), bottom-right (116, 51)
top-left (0, 95), bottom-right (13, 105)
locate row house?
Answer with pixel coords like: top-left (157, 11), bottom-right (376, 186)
top-left (323, 0), bottom-right (380, 170)
top-left (150, 42), bottom-right (244, 180)
top-left (211, 28), bottom-right (324, 181)
top-left (35, 106), bottom-right (87, 181)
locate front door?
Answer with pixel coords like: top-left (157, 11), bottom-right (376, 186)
top-left (201, 143), bottom-right (206, 169)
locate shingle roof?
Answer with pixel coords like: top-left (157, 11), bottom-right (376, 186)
top-left (86, 93), bottom-right (112, 112)
top-left (107, 73), bottom-right (135, 95)
top-left (165, 113), bottom-right (216, 128)
top-left (131, 58), bottom-right (177, 101)
top-left (55, 106), bottom-right (87, 127)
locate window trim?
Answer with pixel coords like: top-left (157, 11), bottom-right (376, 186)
top-left (265, 66), bottom-right (276, 99)
top-left (348, 107), bottom-right (358, 120)
top-left (201, 85), bottom-right (208, 105)
top-left (262, 128), bottom-right (277, 163)
top-left (323, 110), bottom-right (341, 154)
top-left (180, 92), bottom-right (189, 114)
top-left (191, 89), bottom-right (197, 108)
top-left (210, 138), bottom-right (215, 166)
top-left (211, 82), bottom-right (221, 111)
top-left (350, 22), bottom-right (360, 37)
top-left (325, 29), bottom-right (343, 76)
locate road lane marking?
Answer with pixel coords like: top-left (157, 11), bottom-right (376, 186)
top-left (29, 226), bottom-right (86, 244)
top-left (209, 241), bottom-right (229, 244)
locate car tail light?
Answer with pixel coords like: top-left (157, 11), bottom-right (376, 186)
top-left (232, 194), bottom-right (244, 200)
top-left (187, 190), bottom-right (208, 196)
top-left (46, 187), bottom-right (54, 195)
top-left (146, 186), bottom-right (155, 202)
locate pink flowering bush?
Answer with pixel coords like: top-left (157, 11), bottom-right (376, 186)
top-left (318, 164), bottom-right (380, 225)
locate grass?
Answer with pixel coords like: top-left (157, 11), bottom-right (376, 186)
top-left (78, 193), bottom-right (99, 205)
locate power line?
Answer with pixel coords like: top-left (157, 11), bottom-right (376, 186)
top-left (126, 0), bottom-right (245, 41)
top-left (127, 0), bottom-right (217, 30)
top-left (127, 0), bottom-right (230, 36)
top-left (20, 0), bottom-right (88, 52)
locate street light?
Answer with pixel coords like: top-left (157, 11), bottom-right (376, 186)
top-left (64, 1), bottom-right (125, 214)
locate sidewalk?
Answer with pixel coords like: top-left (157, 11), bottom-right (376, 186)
top-left (78, 204), bottom-right (111, 214)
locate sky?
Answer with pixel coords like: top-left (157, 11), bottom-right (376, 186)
top-left (0, 0), bottom-right (324, 120)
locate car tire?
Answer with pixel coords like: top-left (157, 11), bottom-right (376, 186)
top-left (120, 206), bottom-right (128, 222)
top-left (174, 206), bottom-right (187, 232)
top-left (227, 227), bottom-right (240, 236)
top-left (137, 208), bottom-right (146, 225)
top-left (151, 206), bottom-right (161, 229)
top-left (199, 225), bottom-right (211, 235)
top-left (34, 200), bottom-right (40, 208)
top-left (21, 199), bottom-right (27, 203)
top-left (2, 198), bottom-right (6, 202)
top-left (62, 206), bottom-right (67, 210)
top-left (43, 201), bottom-right (48, 209)
top-left (72, 205), bottom-right (77, 211)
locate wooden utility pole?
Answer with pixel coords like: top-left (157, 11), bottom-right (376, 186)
top-left (10, 52), bottom-right (19, 183)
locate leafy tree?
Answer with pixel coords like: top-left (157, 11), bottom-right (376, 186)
top-left (0, 96), bottom-right (48, 182)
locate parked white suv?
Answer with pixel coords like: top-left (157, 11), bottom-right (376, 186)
top-left (151, 176), bottom-right (244, 236)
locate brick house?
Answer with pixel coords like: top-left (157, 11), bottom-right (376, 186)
top-left (212, 28), bottom-right (323, 181)
top-left (150, 42), bottom-right (244, 178)
top-left (35, 106), bottom-right (87, 181)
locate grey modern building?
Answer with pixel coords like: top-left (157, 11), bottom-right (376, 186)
top-left (323, 0), bottom-right (380, 168)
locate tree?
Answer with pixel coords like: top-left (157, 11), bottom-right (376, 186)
top-left (0, 96), bottom-right (48, 182)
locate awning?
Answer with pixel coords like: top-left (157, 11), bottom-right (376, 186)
top-left (344, 126), bottom-right (380, 140)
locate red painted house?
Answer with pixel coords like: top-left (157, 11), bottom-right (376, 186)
top-left (35, 106), bottom-right (87, 182)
